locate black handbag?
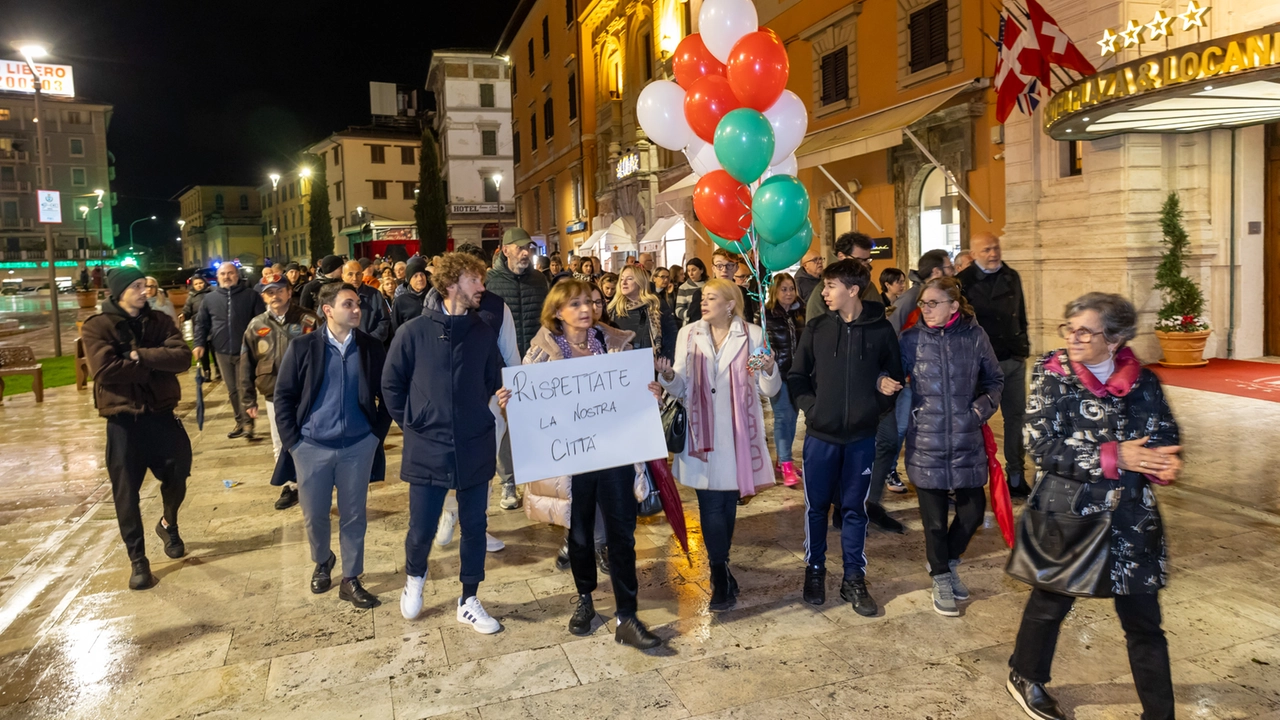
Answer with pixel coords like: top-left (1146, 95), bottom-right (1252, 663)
top-left (1005, 474), bottom-right (1115, 598)
top-left (661, 394), bottom-right (686, 454)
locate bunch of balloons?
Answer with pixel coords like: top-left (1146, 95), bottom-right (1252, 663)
top-left (635, 0), bottom-right (813, 283)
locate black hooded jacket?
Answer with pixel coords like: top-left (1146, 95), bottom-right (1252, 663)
top-left (787, 300), bottom-right (903, 445)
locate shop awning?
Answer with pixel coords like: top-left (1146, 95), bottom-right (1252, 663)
top-left (656, 173), bottom-right (698, 203)
top-left (578, 217), bottom-right (638, 256)
top-left (639, 215), bottom-right (683, 253)
top-left (796, 80), bottom-right (978, 169)
top-left (578, 229), bottom-right (606, 256)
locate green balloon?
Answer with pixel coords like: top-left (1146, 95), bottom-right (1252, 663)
top-left (709, 231), bottom-right (751, 255)
top-left (754, 175), bottom-right (810, 245)
top-left (761, 221), bottom-right (813, 271)
top-left (714, 109), bottom-right (775, 185)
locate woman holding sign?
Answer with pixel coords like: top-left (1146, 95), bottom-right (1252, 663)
top-left (656, 278), bottom-right (781, 612)
top-left (514, 280), bottom-right (663, 650)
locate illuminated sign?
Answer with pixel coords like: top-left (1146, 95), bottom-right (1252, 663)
top-left (1098, 1), bottom-right (1210, 56)
top-left (566, 220), bottom-right (587, 233)
top-left (0, 60), bottom-right (75, 97)
top-left (1044, 23), bottom-right (1280, 139)
top-left (37, 190), bottom-right (62, 224)
top-left (615, 153), bottom-right (641, 180)
top-left (450, 204), bottom-right (508, 213)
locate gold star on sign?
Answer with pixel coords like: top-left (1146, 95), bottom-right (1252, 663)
top-left (1120, 18), bottom-right (1145, 47)
top-left (1098, 27), bottom-right (1120, 55)
top-left (1179, 0), bottom-right (1210, 30)
top-left (1146, 10), bottom-right (1173, 39)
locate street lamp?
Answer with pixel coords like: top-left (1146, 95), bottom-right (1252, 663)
top-left (491, 172), bottom-right (505, 233)
top-left (15, 41), bottom-right (62, 356)
top-left (129, 215), bottom-right (156, 253)
top-left (79, 206), bottom-right (89, 250)
top-left (269, 173), bottom-right (281, 190)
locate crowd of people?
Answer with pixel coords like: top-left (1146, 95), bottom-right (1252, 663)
top-left (78, 228), bottom-right (1183, 720)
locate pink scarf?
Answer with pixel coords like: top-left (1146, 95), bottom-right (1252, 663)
top-left (686, 326), bottom-right (772, 496)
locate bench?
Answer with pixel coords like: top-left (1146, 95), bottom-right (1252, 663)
top-left (74, 337), bottom-right (92, 391)
top-left (0, 346), bottom-right (43, 404)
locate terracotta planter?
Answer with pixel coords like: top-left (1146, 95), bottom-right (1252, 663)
top-left (75, 289), bottom-right (98, 309)
top-left (1155, 329), bottom-right (1211, 368)
top-left (168, 288), bottom-right (189, 312)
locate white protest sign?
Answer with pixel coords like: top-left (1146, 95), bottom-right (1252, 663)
top-left (503, 348), bottom-right (666, 483)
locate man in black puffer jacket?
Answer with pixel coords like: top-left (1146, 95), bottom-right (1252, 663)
top-left (194, 262), bottom-right (266, 440)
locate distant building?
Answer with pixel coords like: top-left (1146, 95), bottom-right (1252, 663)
top-left (308, 83), bottom-right (423, 258)
top-left (256, 167), bottom-right (313, 267)
top-left (175, 185), bottom-right (264, 269)
top-left (426, 50), bottom-right (517, 253)
top-left (0, 74), bottom-right (117, 262)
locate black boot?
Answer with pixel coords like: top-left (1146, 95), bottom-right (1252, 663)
top-left (154, 519), bottom-right (185, 559)
top-left (615, 615), bottom-right (661, 649)
top-left (128, 558), bottom-right (154, 590)
top-left (709, 563), bottom-right (736, 612)
top-left (595, 546), bottom-right (610, 575)
top-left (1006, 669), bottom-right (1065, 719)
top-left (275, 485), bottom-right (299, 510)
top-left (803, 564), bottom-right (826, 605)
top-left (866, 502), bottom-right (906, 534)
top-left (726, 565), bottom-right (739, 598)
top-left (568, 593), bottom-right (596, 636)
top-left (840, 574), bottom-right (878, 617)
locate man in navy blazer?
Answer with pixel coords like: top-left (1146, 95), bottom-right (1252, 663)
top-left (273, 281), bottom-right (391, 609)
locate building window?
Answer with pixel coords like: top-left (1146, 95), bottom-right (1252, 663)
top-left (566, 0), bottom-right (574, 25)
top-left (543, 99), bottom-right (554, 140)
top-left (514, 131), bottom-right (521, 164)
top-left (642, 33), bottom-right (653, 82)
top-left (370, 145), bottom-right (386, 163)
top-left (401, 146), bottom-right (415, 164)
top-left (334, 181), bottom-right (343, 201)
top-left (70, 168), bottom-right (86, 186)
top-left (531, 116), bottom-right (538, 150)
top-left (568, 74), bottom-right (578, 120)
top-left (240, 194), bottom-right (249, 210)
top-left (215, 194), bottom-right (225, 211)
top-left (1063, 140), bottom-right (1084, 177)
top-left (333, 146), bottom-right (342, 165)
top-left (0, 109), bottom-right (9, 121)
top-left (372, 180), bottom-right (387, 199)
top-left (682, 1), bottom-right (692, 35)
top-left (484, 175), bottom-right (500, 203)
top-left (512, 66), bottom-right (518, 95)
top-left (289, 183), bottom-right (296, 199)
top-left (608, 55), bottom-right (622, 98)
top-left (66, 111), bottom-right (83, 124)
top-left (528, 39), bottom-right (535, 71)
top-left (533, 187), bottom-right (542, 231)
top-left (542, 16), bottom-right (551, 56)
top-left (403, 181), bottom-right (417, 199)
top-left (908, 0), bottom-right (949, 74)
top-left (482, 130), bottom-right (498, 156)
top-left (480, 83), bottom-right (495, 107)
top-left (820, 48), bottom-right (849, 105)
top-left (69, 138), bottom-right (84, 156)
top-left (548, 183), bottom-right (557, 225)
top-left (572, 173), bottom-right (584, 219)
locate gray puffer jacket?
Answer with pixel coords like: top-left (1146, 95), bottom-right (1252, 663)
top-left (899, 313), bottom-right (1004, 490)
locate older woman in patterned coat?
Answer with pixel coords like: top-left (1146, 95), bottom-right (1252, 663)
top-left (1005, 293), bottom-right (1182, 720)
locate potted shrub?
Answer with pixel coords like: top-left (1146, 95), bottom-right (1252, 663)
top-left (74, 277), bottom-right (98, 309)
top-left (1153, 192), bottom-right (1210, 367)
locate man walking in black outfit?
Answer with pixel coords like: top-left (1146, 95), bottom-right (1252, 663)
top-left (81, 267), bottom-right (194, 590)
top-left (194, 262), bottom-right (266, 440)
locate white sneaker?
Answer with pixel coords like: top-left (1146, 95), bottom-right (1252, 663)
top-left (435, 510), bottom-right (457, 547)
top-left (485, 533), bottom-right (505, 553)
top-left (457, 596), bottom-right (501, 634)
top-left (400, 575), bottom-right (425, 620)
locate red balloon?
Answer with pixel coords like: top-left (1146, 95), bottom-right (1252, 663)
top-left (726, 30), bottom-right (791, 112)
top-left (673, 34), bottom-right (726, 89)
top-left (693, 170), bottom-right (753, 240)
top-left (684, 75), bottom-right (741, 144)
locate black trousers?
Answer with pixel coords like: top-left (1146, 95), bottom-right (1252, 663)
top-left (695, 489), bottom-right (739, 564)
top-left (105, 413), bottom-right (192, 562)
top-left (1012, 589), bottom-right (1173, 720)
top-left (916, 486), bottom-right (986, 575)
top-left (404, 481), bottom-right (487, 583)
top-left (569, 465), bottom-right (639, 617)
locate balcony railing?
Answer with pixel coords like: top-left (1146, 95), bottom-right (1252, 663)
top-left (0, 181), bottom-right (32, 193)
top-left (0, 218), bottom-right (34, 230)
top-left (0, 248), bottom-right (115, 261)
top-left (0, 150), bottom-right (30, 163)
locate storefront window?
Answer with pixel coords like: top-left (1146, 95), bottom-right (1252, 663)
top-left (918, 167), bottom-right (960, 258)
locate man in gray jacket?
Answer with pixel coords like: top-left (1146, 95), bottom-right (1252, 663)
top-left (194, 262), bottom-right (266, 440)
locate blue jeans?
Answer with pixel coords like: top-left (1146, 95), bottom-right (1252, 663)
top-left (769, 385), bottom-right (799, 463)
top-left (802, 435), bottom-right (876, 578)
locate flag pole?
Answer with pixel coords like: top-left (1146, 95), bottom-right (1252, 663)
top-left (999, 5), bottom-right (1077, 90)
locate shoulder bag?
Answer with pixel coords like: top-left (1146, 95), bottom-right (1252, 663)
top-left (661, 394), bottom-right (686, 454)
top-left (1005, 473), bottom-right (1116, 598)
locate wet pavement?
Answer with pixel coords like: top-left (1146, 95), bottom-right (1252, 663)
top-left (0, 371), bottom-right (1278, 719)
top-left (0, 294), bottom-right (97, 358)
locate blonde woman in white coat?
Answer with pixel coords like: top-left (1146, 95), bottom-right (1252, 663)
top-left (657, 278), bottom-right (780, 612)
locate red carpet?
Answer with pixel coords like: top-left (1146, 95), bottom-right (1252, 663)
top-left (1148, 359), bottom-right (1280, 402)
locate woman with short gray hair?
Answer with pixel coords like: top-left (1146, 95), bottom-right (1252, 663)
top-left (1004, 292), bottom-right (1182, 720)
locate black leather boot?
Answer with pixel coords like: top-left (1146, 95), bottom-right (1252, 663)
top-left (709, 563), bottom-right (735, 612)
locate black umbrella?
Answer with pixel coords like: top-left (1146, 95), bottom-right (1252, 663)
top-left (194, 366), bottom-right (206, 430)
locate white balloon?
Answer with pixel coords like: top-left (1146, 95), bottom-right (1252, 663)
top-left (760, 153), bottom-right (798, 182)
top-left (636, 80), bottom-right (694, 152)
top-left (699, 0), bottom-right (758, 64)
top-left (684, 137), bottom-right (722, 176)
top-left (763, 90), bottom-right (808, 167)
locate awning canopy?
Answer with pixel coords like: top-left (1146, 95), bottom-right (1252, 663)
top-left (656, 173), bottom-right (698, 203)
top-left (638, 215), bottom-right (683, 253)
top-left (578, 229), bottom-right (606, 256)
top-left (796, 81), bottom-right (977, 169)
top-left (577, 217), bottom-right (638, 256)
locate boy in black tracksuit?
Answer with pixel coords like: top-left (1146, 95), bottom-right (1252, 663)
top-left (788, 259), bottom-right (903, 616)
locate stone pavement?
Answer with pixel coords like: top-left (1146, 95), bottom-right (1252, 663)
top-left (0, 371), bottom-right (1278, 720)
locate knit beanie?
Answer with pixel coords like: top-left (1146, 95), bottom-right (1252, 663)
top-left (107, 267), bottom-right (146, 299)
top-left (319, 255), bottom-right (343, 275)
top-left (406, 257), bottom-right (428, 282)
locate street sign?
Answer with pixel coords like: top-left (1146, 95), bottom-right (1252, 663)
top-left (37, 190), bottom-right (62, 224)
top-left (450, 204), bottom-right (507, 214)
top-left (0, 60), bottom-right (75, 97)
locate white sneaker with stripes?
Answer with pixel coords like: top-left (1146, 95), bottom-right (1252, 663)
top-left (400, 575), bottom-right (425, 620)
top-left (457, 596), bottom-right (501, 634)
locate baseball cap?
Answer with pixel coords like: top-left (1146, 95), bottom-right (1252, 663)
top-left (501, 227), bottom-right (534, 246)
top-left (255, 278), bottom-right (291, 293)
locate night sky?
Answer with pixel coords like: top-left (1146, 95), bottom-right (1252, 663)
top-left (5, 0), bottom-right (519, 251)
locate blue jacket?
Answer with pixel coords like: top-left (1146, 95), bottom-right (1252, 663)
top-left (382, 298), bottom-right (502, 490)
top-left (355, 283), bottom-right (391, 343)
top-left (270, 326), bottom-right (391, 485)
top-left (194, 280), bottom-right (266, 355)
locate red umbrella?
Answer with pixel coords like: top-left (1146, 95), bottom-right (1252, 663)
top-left (646, 458), bottom-right (689, 554)
top-left (983, 424), bottom-right (1015, 547)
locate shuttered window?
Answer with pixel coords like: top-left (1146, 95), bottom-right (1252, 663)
top-left (819, 48), bottom-right (848, 106)
top-left (908, 1), bottom-right (948, 74)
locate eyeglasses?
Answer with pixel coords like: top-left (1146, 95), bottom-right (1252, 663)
top-left (145, 284), bottom-right (159, 289)
top-left (1058, 324), bottom-right (1102, 343)
top-left (803, 258), bottom-right (824, 267)
top-left (916, 299), bottom-right (955, 310)
top-left (591, 300), bottom-right (604, 308)
top-left (713, 262), bottom-right (737, 272)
